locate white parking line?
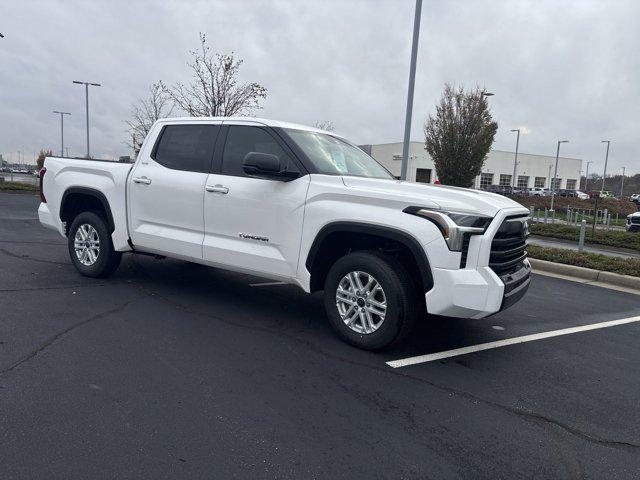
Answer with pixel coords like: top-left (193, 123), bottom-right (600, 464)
top-left (387, 315), bottom-right (640, 369)
top-left (249, 281), bottom-right (287, 287)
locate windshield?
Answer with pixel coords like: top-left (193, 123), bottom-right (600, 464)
top-left (285, 129), bottom-right (393, 179)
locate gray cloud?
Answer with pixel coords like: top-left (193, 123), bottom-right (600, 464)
top-left (1, 0), bottom-right (637, 175)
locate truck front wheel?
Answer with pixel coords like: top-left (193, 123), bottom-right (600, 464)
top-left (67, 211), bottom-right (122, 278)
top-left (323, 251), bottom-right (417, 350)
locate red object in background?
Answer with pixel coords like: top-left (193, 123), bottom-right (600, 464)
top-left (434, 179), bottom-right (441, 185)
top-left (39, 168), bottom-right (46, 203)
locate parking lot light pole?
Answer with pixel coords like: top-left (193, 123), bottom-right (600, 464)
top-left (600, 140), bottom-right (610, 192)
top-left (52, 111), bottom-right (71, 157)
top-left (510, 129), bottom-right (520, 188)
top-left (620, 167), bottom-right (626, 197)
top-left (549, 140), bottom-right (569, 213)
top-left (73, 80), bottom-right (101, 158)
top-left (584, 160), bottom-right (593, 192)
top-left (400, 0), bottom-right (422, 181)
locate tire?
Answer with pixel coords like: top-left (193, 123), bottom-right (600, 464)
top-left (323, 251), bottom-right (418, 350)
top-left (67, 211), bottom-right (122, 278)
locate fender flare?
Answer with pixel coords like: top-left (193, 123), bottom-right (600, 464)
top-left (60, 187), bottom-right (115, 233)
top-left (305, 221), bottom-right (433, 291)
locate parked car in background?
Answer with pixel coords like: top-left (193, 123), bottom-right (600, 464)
top-left (557, 189), bottom-right (576, 198)
top-left (626, 212), bottom-right (640, 232)
top-left (483, 185), bottom-right (513, 196)
top-left (529, 187), bottom-right (547, 197)
top-left (630, 193), bottom-right (640, 205)
top-left (599, 191), bottom-right (614, 198)
top-left (574, 191), bottom-right (589, 200)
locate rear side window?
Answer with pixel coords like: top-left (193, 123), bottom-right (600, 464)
top-left (153, 124), bottom-right (219, 173)
top-left (221, 126), bottom-right (298, 177)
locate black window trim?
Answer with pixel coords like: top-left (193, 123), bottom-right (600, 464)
top-left (212, 124), bottom-right (310, 179)
top-left (150, 123), bottom-right (221, 173)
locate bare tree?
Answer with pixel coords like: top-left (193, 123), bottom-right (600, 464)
top-left (163, 33), bottom-right (267, 117)
top-left (424, 84), bottom-right (498, 187)
top-left (126, 82), bottom-right (174, 154)
top-left (313, 120), bottom-right (334, 132)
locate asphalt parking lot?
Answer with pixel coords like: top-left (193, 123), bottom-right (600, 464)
top-left (1, 192), bottom-right (640, 479)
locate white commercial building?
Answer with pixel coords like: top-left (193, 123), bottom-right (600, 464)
top-left (360, 142), bottom-right (583, 190)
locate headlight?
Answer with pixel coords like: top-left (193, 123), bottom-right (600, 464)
top-left (404, 207), bottom-right (493, 251)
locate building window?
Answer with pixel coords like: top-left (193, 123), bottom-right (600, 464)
top-left (551, 178), bottom-right (562, 190)
top-left (565, 179), bottom-right (577, 190)
top-left (517, 176), bottom-right (529, 189)
top-left (534, 177), bottom-right (546, 188)
top-left (480, 173), bottom-right (493, 189)
top-left (415, 168), bottom-right (431, 184)
top-left (499, 174), bottom-right (512, 186)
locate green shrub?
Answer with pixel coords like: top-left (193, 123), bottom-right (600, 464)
top-left (528, 245), bottom-right (640, 277)
top-left (530, 223), bottom-right (640, 251)
top-left (0, 181), bottom-right (37, 192)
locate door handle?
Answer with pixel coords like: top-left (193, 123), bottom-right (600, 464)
top-left (133, 176), bottom-right (152, 185)
top-left (205, 184), bottom-right (229, 194)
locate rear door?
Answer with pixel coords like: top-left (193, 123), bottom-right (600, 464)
top-left (128, 122), bottom-right (221, 259)
top-left (202, 124), bottom-right (310, 278)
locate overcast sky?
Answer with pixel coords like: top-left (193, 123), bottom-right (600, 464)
top-left (1, 0), bottom-right (638, 175)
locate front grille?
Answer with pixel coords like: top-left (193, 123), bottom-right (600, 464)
top-left (631, 217), bottom-right (640, 225)
top-left (490, 215), bottom-right (528, 276)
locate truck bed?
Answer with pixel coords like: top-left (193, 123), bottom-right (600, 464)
top-left (39, 156), bottom-right (134, 251)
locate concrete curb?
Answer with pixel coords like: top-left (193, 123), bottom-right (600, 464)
top-left (529, 258), bottom-right (640, 291)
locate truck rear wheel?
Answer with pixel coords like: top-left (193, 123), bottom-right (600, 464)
top-left (67, 211), bottom-right (122, 278)
top-left (323, 251), bottom-right (417, 350)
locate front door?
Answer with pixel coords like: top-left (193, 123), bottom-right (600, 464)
top-left (128, 122), bottom-right (221, 259)
top-left (203, 124), bottom-right (310, 278)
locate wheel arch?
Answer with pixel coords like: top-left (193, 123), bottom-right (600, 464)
top-left (305, 222), bottom-right (433, 294)
top-left (60, 187), bottom-right (115, 235)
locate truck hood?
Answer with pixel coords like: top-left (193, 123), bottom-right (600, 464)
top-left (341, 176), bottom-right (526, 216)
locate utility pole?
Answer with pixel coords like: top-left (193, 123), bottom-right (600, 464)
top-left (584, 160), bottom-right (593, 192)
top-left (52, 111), bottom-right (71, 157)
top-left (549, 140), bottom-right (569, 213)
top-left (510, 129), bottom-right (520, 188)
top-left (400, 0), bottom-right (422, 181)
top-left (600, 140), bottom-right (610, 192)
top-left (73, 80), bottom-right (101, 158)
top-left (620, 167), bottom-right (626, 197)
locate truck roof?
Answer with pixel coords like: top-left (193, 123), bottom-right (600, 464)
top-left (155, 117), bottom-right (341, 137)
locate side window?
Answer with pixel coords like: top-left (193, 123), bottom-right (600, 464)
top-left (153, 124), bottom-right (219, 173)
top-left (221, 126), bottom-right (299, 177)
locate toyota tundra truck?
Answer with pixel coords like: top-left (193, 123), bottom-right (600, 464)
top-left (38, 117), bottom-right (531, 350)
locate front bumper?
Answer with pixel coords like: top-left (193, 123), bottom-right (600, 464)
top-left (425, 259), bottom-right (531, 319)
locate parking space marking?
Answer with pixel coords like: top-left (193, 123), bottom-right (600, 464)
top-left (249, 281), bottom-right (287, 287)
top-left (387, 315), bottom-right (640, 368)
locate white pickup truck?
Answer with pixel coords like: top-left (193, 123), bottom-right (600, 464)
top-left (39, 117), bottom-right (531, 349)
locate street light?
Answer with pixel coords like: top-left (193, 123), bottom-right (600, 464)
top-left (584, 160), bottom-right (593, 192)
top-left (400, 0), bottom-right (423, 181)
top-left (600, 140), bottom-right (611, 192)
top-left (73, 80), bottom-right (101, 158)
top-left (52, 111), bottom-right (71, 157)
top-left (549, 140), bottom-right (569, 213)
top-left (510, 129), bottom-right (520, 188)
top-left (620, 167), bottom-right (626, 197)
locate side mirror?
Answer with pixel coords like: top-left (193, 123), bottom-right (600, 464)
top-left (242, 152), bottom-right (299, 181)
